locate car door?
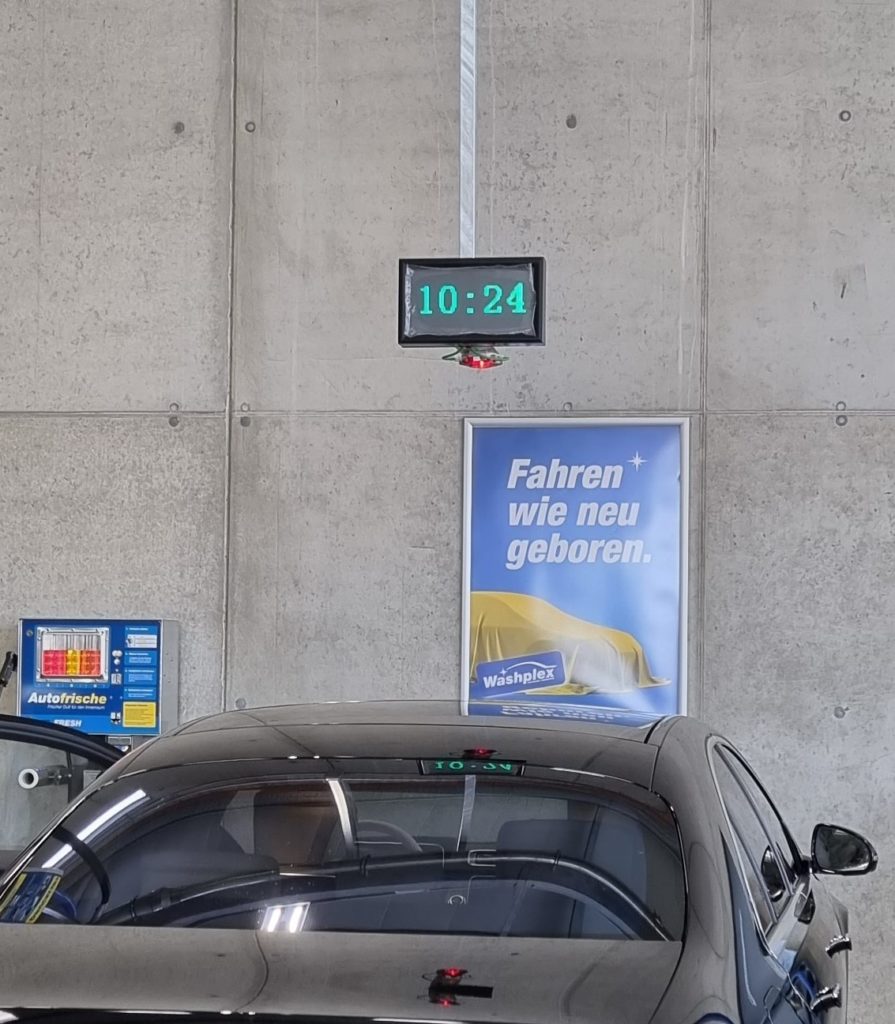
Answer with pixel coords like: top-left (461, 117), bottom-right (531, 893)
top-left (713, 743), bottom-right (848, 1024)
top-left (0, 714), bottom-right (121, 872)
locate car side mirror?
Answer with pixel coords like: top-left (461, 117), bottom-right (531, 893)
top-left (761, 846), bottom-right (787, 901)
top-left (811, 824), bottom-right (878, 876)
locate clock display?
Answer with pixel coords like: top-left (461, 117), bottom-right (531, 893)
top-left (399, 257), bottom-right (545, 347)
top-left (418, 758), bottom-right (525, 776)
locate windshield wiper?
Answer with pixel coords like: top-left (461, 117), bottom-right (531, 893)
top-left (100, 869), bottom-right (285, 924)
top-left (99, 852), bottom-right (670, 940)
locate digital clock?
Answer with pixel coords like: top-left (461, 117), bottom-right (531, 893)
top-left (418, 758), bottom-right (525, 776)
top-left (398, 257), bottom-right (545, 348)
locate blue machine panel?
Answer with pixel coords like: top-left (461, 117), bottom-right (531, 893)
top-left (18, 619), bottom-right (165, 737)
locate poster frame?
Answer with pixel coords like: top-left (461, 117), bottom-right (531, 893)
top-left (461, 417), bottom-right (690, 717)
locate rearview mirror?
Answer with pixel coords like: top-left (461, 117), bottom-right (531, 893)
top-left (812, 824), bottom-right (878, 876)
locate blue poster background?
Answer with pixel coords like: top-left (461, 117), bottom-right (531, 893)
top-left (466, 421), bottom-right (685, 721)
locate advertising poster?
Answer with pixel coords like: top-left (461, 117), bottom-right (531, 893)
top-left (463, 419), bottom-right (688, 723)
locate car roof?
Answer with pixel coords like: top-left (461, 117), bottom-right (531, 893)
top-left (113, 700), bottom-right (679, 790)
top-left (176, 700), bottom-right (664, 737)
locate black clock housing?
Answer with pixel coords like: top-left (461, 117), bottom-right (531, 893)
top-left (398, 256), bottom-right (545, 348)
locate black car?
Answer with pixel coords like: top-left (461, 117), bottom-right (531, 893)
top-left (0, 702), bottom-right (876, 1024)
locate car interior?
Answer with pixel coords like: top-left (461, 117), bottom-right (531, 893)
top-left (51, 776), bottom-right (685, 938)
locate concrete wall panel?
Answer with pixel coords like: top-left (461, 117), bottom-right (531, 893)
top-left (227, 413), bottom-right (462, 706)
top-left (233, 0), bottom-right (462, 413)
top-left (0, 0), bottom-right (232, 413)
top-left (703, 414), bottom-right (895, 1017)
top-left (228, 412), bottom-right (702, 712)
top-left (475, 0), bottom-right (705, 413)
top-left (234, 0), bottom-right (704, 415)
top-left (708, 0), bottom-right (895, 411)
top-left (0, 416), bottom-right (226, 722)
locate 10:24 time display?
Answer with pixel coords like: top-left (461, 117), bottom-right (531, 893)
top-left (398, 256), bottom-right (543, 347)
top-left (419, 281), bottom-right (528, 317)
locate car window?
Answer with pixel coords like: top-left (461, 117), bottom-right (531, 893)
top-left (719, 748), bottom-right (800, 889)
top-left (713, 751), bottom-right (789, 934)
top-left (0, 741), bottom-right (107, 865)
top-left (0, 759), bottom-right (685, 939)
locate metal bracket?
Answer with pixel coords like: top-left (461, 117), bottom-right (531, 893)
top-left (809, 984), bottom-right (842, 1014)
top-left (826, 934), bottom-right (852, 957)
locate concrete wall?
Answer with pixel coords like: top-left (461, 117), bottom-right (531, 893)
top-left (1, 0), bottom-right (892, 1013)
top-left (0, 0), bottom-right (232, 718)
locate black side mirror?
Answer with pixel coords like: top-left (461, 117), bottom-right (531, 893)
top-left (812, 824), bottom-right (878, 876)
top-left (760, 846), bottom-right (787, 901)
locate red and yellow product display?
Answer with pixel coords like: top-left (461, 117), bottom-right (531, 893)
top-left (40, 648), bottom-right (102, 678)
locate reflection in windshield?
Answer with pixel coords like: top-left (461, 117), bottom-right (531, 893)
top-left (261, 902), bottom-right (309, 933)
top-left (42, 789), bottom-right (148, 870)
top-left (1, 760), bottom-right (685, 939)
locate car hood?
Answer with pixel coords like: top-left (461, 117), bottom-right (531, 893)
top-left (0, 926), bottom-right (681, 1023)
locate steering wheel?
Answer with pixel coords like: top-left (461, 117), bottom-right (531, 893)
top-left (356, 819), bottom-right (422, 854)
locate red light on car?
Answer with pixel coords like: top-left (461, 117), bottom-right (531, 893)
top-left (438, 968), bottom-right (467, 981)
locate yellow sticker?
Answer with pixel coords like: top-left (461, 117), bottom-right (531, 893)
top-left (0, 870), bottom-right (61, 923)
top-left (123, 701), bottom-right (157, 728)
top-left (0, 872), bottom-right (27, 915)
top-left (26, 874), bottom-right (60, 923)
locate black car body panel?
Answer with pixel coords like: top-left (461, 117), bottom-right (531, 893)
top-left (0, 927), bottom-right (683, 1023)
top-left (127, 703), bottom-right (661, 786)
top-left (0, 701), bottom-right (874, 1024)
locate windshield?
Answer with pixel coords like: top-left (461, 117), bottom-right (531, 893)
top-left (0, 758), bottom-right (685, 938)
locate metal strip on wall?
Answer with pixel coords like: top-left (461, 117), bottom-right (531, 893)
top-left (459, 0), bottom-right (476, 257)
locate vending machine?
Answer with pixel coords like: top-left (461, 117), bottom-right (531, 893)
top-left (17, 618), bottom-right (179, 745)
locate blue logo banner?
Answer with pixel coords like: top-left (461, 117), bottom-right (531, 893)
top-left (463, 419), bottom-right (687, 720)
top-left (471, 650), bottom-right (567, 698)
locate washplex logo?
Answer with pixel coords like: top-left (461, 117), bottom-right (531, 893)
top-left (475, 651), bottom-right (566, 695)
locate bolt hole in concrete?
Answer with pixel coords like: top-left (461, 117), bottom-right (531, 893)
top-left (168, 416), bottom-right (180, 427)
top-left (834, 705), bottom-right (849, 719)
top-left (235, 698), bottom-right (247, 710)
top-left (562, 402), bottom-right (573, 412)
top-left (835, 401), bottom-right (847, 411)
top-left (835, 415), bottom-right (848, 427)
top-left (245, 121), bottom-right (256, 133)
top-left (173, 121), bottom-right (185, 134)
top-left (839, 110), bottom-right (852, 122)
top-left (240, 416), bottom-right (251, 427)
top-left (565, 114), bottom-right (577, 129)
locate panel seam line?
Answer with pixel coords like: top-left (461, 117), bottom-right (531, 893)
top-left (220, 0), bottom-right (239, 714)
top-left (697, 0), bottom-right (713, 717)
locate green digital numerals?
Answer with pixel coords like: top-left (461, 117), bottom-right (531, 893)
top-left (419, 282), bottom-right (527, 316)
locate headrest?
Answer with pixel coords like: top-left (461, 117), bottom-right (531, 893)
top-left (496, 819), bottom-right (597, 859)
top-left (252, 791), bottom-right (342, 865)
